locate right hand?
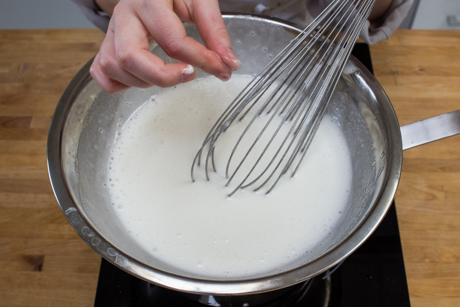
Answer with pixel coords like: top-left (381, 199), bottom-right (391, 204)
top-left (91, 0), bottom-right (241, 94)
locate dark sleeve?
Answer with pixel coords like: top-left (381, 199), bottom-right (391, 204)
top-left (70, 0), bottom-right (110, 32)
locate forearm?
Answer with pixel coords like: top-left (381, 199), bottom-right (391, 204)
top-left (95, 0), bottom-right (120, 15)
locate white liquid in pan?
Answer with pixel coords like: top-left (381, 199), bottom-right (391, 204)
top-left (106, 76), bottom-right (353, 279)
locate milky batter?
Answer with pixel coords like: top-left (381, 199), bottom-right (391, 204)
top-left (106, 76), bottom-right (353, 279)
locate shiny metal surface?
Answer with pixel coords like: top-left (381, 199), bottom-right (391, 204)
top-left (401, 109), bottom-right (460, 150)
top-left (48, 14), bottom-right (404, 295)
top-left (192, 0), bottom-right (376, 195)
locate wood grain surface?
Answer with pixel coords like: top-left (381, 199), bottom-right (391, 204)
top-left (0, 29), bottom-right (459, 306)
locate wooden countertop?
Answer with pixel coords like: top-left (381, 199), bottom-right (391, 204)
top-left (1, 29), bottom-right (459, 306)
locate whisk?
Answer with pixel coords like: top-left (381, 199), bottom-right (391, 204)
top-left (191, 0), bottom-right (376, 196)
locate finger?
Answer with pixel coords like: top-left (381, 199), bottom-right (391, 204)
top-left (98, 28), bottom-right (154, 89)
top-left (90, 52), bottom-right (131, 94)
top-left (111, 3), bottom-right (197, 87)
top-left (189, 0), bottom-right (241, 72)
top-left (136, 2), bottom-right (232, 80)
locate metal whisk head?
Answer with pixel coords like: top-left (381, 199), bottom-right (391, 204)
top-left (192, 0), bottom-right (376, 196)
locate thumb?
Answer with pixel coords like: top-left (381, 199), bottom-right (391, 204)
top-left (190, 1), bottom-right (241, 72)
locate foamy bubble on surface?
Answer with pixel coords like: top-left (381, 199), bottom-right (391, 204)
top-left (106, 76), bottom-right (353, 279)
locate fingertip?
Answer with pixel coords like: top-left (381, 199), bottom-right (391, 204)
top-left (215, 72), bottom-right (231, 82)
top-left (211, 48), bottom-right (240, 75)
top-left (180, 64), bottom-right (196, 83)
top-left (221, 49), bottom-right (241, 71)
top-left (181, 64), bottom-right (194, 75)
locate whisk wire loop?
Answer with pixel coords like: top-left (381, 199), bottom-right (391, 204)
top-left (191, 0), bottom-right (376, 196)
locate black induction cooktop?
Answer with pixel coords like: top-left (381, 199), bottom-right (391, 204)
top-left (94, 44), bottom-right (411, 307)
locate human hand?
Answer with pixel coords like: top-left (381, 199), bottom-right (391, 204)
top-left (91, 0), bottom-right (241, 94)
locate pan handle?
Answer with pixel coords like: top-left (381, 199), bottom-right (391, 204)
top-left (400, 109), bottom-right (460, 151)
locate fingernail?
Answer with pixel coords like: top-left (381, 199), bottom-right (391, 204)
top-left (215, 72), bottom-right (231, 81)
top-left (224, 49), bottom-right (241, 71)
top-left (180, 65), bottom-right (195, 83)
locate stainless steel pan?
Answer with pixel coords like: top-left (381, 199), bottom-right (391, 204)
top-left (47, 14), bottom-right (460, 295)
